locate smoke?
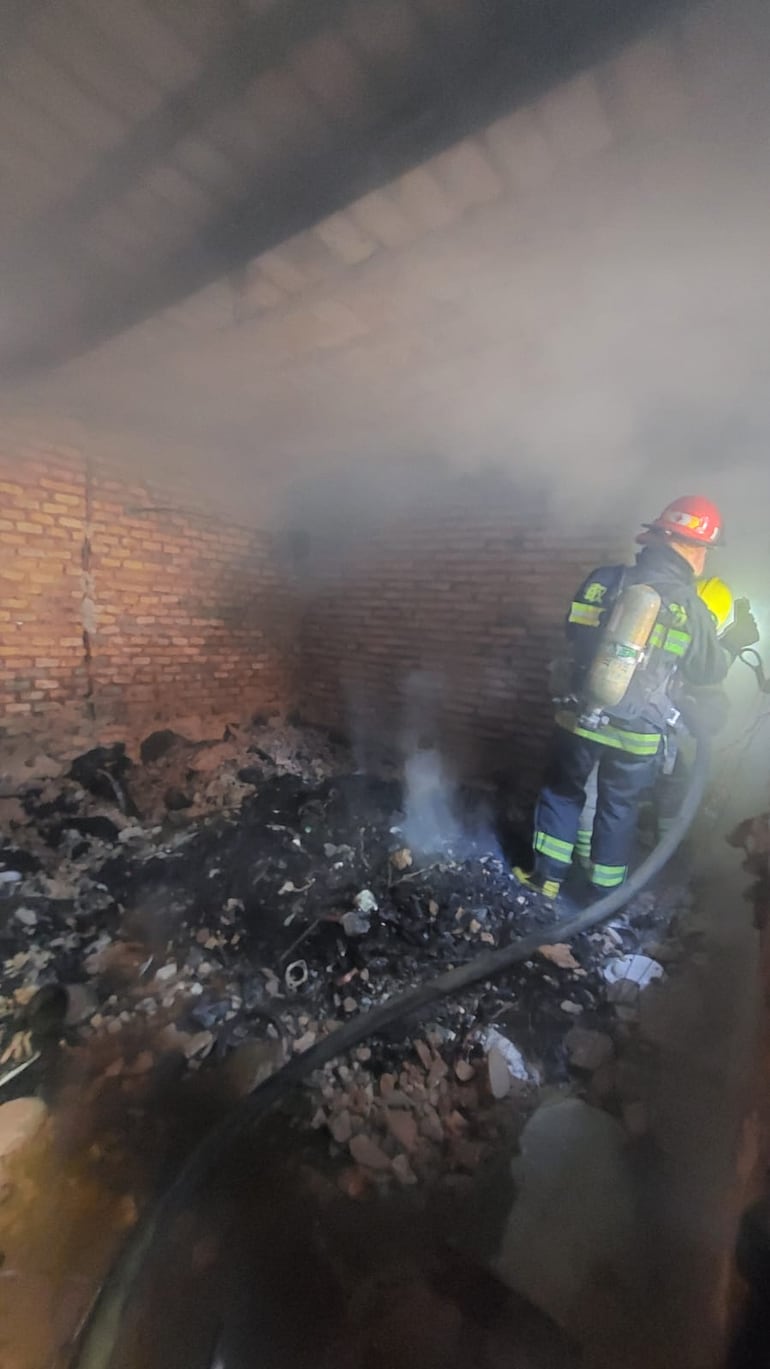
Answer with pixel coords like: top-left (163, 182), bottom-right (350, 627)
top-left (401, 746), bottom-right (503, 859)
top-left (398, 671), bottom-right (502, 857)
top-left (402, 747), bottom-right (459, 854)
top-left (16, 0), bottom-right (770, 540)
top-left (9, 0), bottom-right (770, 813)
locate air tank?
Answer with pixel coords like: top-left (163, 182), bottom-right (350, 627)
top-left (582, 583), bottom-right (662, 715)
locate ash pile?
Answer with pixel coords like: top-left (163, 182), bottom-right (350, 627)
top-left (0, 717), bottom-right (693, 1193)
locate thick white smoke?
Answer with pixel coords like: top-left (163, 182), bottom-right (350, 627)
top-left (399, 671), bottom-right (502, 856)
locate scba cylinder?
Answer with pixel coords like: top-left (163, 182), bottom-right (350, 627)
top-left (584, 583), bottom-right (662, 711)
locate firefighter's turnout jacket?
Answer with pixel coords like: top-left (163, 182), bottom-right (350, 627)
top-left (533, 541), bottom-right (730, 890)
top-left (561, 541), bottom-right (731, 750)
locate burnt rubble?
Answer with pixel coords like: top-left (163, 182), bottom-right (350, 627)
top-left (0, 717), bottom-right (692, 1191)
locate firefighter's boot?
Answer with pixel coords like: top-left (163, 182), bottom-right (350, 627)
top-left (511, 867), bottom-right (561, 901)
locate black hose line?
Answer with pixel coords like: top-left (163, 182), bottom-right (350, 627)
top-left (71, 730), bottom-right (710, 1369)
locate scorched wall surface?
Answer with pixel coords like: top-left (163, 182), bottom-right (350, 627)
top-left (0, 443), bottom-right (293, 751)
top-left (1, 446), bottom-right (623, 791)
top-left (294, 479), bottom-right (622, 790)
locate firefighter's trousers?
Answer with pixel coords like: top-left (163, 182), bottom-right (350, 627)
top-left (533, 726), bottom-right (662, 888)
top-left (656, 737), bottom-right (696, 833)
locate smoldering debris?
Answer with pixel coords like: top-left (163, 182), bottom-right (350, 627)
top-left (0, 718), bottom-right (686, 1197)
top-left (402, 748), bottom-right (501, 860)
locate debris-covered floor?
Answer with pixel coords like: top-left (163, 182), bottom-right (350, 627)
top-left (0, 719), bottom-right (697, 1365)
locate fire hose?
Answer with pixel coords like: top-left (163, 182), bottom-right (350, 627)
top-left (69, 721), bottom-right (712, 1369)
top-left (738, 647), bottom-right (770, 694)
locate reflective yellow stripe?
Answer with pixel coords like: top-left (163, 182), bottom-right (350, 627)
top-left (534, 831), bottom-right (574, 865)
top-left (663, 628), bottom-right (691, 656)
top-left (649, 623), bottom-right (691, 655)
top-left (575, 829), bottom-right (592, 857)
top-left (568, 601), bottom-right (602, 627)
top-left (571, 723), bottom-right (661, 756)
top-left (556, 711), bottom-right (662, 757)
top-left (591, 862), bottom-right (627, 888)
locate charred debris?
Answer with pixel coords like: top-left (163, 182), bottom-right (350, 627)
top-left (0, 718), bottom-right (693, 1190)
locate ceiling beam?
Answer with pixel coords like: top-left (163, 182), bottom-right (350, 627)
top-left (1, 0), bottom-right (694, 379)
top-left (1, 0), bottom-right (374, 267)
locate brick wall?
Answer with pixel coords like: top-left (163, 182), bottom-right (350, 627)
top-left (294, 476), bottom-right (623, 791)
top-left (0, 446), bottom-right (624, 787)
top-left (0, 443), bottom-right (294, 753)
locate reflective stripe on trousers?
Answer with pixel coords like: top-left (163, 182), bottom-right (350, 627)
top-left (533, 830), bottom-right (574, 866)
top-left (532, 728), bottom-right (662, 885)
top-left (591, 862), bottom-right (628, 888)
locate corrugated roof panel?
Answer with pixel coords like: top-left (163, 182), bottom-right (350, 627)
top-left (172, 137), bottom-right (244, 199)
top-left (30, 5), bottom-right (165, 122)
top-left (75, 0), bottom-right (199, 90)
top-left (6, 49), bottom-right (127, 152)
top-left (290, 34), bottom-right (373, 125)
top-left (142, 164), bottom-right (216, 222)
top-left (0, 92), bottom-right (94, 188)
top-left (240, 69), bottom-right (332, 158)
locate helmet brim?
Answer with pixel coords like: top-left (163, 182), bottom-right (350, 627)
top-left (637, 522), bottom-right (723, 548)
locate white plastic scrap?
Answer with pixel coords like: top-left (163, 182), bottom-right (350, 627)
top-left (354, 889), bottom-right (378, 914)
top-left (483, 1027), bottom-right (538, 1094)
top-left (340, 910), bottom-right (370, 937)
top-left (285, 960), bottom-right (309, 992)
top-left (602, 954), bottom-right (664, 989)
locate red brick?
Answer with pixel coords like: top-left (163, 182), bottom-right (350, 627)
top-left (1, 441), bottom-right (294, 746)
top-left (13, 521), bottom-right (46, 535)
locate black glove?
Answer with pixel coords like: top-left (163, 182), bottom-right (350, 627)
top-left (722, 598), bottom-right (760, 656)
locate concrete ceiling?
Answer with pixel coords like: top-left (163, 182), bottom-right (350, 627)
top-left (4, 0), bottom-right (770, 637)
top-left (8, 0), bottom-right (770, 574)
top-left (0, 0), bottom-right (686, 377)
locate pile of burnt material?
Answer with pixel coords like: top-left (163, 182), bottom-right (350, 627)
top-left (0, 721), bottom-right (693, 1191)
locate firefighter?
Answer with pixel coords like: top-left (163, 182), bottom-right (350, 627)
top-left (576, 575), bottom-right (737, 860)
top-left (654, 575), bottom-right (737, 839)
top-left (514, 496), bottom-right (759, 900)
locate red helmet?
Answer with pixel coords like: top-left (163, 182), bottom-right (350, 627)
top-left (640, 495), bottom-right (724, 547)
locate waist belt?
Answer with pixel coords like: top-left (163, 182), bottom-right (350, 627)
top-left (555, 710), bottom-right (662, 757)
